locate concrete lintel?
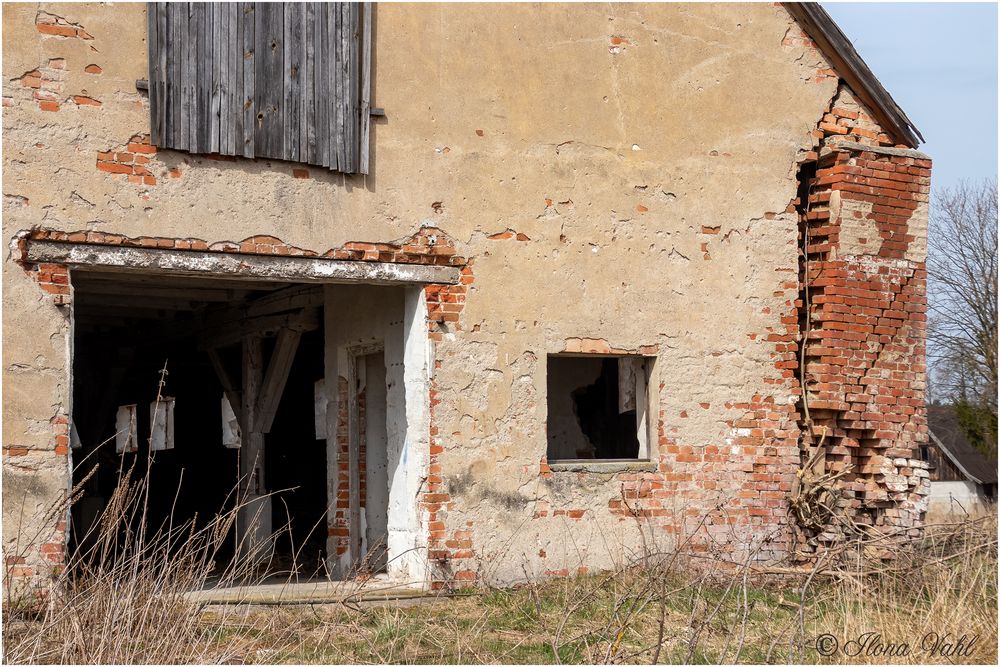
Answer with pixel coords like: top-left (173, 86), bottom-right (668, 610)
top-left (824, 140), bottom-right (930, 161)
top-left (25, 240), bottom-right (461, 285)
top-left (548, 460), bottom-right (658, 474)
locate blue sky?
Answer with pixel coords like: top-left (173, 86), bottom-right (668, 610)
top-left (822, 1), bottom-right (998, 192)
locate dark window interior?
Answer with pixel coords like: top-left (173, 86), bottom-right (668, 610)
top-left (546, 356), bottom-right (644, 461)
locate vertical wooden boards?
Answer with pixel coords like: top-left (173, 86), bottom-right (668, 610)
top-left (148, 2), bottom-right (371, 173)
top-left (163, 3), bottom-right (175, 149)
top-left (332, 4), bottom-right (345, 171)
top-left (210, 2), bottom-right (222, 155)
top-left (147, 4), bottom-right (160, 145)
top-left (197, 1), bottom-right (212, 153)
top-left (315, 4), bottom-right (330, 168)
top-left (156, 3), bottom-right (168, 145)
top-left (300, 3), bottom-right (315, 166)
top-left (227, 3), bottom-right (240, 156)
top-left (346, 2), bottom-right (358, 173)
top-left (253, 1), bottom-right (282, 159)
top-left (359, 2), bottom-right (372, 174)
top-left (171, 4), bottom-right (187, 151)
top-left (184, 2), bottom-right (198, 152)
top-left (282, 4), bottom-right (302, 164)
top-left (241, 2), bottom-right (255, 158)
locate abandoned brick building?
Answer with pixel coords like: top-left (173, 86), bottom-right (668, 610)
top-left (3, 2), bottom-right (932, 592)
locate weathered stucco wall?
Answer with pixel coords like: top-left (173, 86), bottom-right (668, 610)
top-left (4, 2), bottom-right (885, 588)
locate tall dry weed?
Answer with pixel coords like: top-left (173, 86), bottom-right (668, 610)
top-left (2, 366), bottom-right (317, 664)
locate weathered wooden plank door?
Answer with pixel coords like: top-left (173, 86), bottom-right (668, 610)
top-left (147, 2), bottom-right (372, 173)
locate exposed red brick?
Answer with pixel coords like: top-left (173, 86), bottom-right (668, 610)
top-left (36, 23), bottom-right (77, 37)
top-left (72, 95), bottom-right (101, 107)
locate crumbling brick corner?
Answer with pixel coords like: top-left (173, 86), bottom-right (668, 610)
top-left (793, 138), bottom-right (932, 557)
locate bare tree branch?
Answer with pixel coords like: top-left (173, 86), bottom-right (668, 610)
top-left (927, 178), bottom-right (998, 456)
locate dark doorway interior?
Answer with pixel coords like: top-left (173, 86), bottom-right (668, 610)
top-left (69, 270), bottom-right (327, 576)
top-left (266, 328), bottom-right (327, 575)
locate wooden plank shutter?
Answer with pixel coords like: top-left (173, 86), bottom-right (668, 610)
top-left (147, 2), bottom-right (371, 173)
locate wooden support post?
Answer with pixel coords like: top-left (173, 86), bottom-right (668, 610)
top-left (256, 327), bottom-right (302, 434)
top-left (238, 334), bottom-right (271, 565)
top-left (206, 347), bottom-right (243, 431)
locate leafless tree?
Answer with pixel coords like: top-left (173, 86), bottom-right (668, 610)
top-left (927, 179), bottom-right (998, 454)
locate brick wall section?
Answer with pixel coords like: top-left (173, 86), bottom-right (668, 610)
top-left (797, 143), bottom-right (931, 553)
top-left (423, 260), bottom-right (477, 588)
top-left (97, 134), bottom-right (158, 186)
top-left (814, 85), bottom-right (901, 149)
top-left (4, 232), bottom-right (73, 594)
top-left (533, 328), bottom-right (802, 566)
top-left (328, 378), bottom-right (369, 562)
top-left (426, 381), bottom-right (477, 588)
top-left (421, 251), bottom-right (476, 587)
top-left (780, 20), bottom-right (932, 553)
top-left (4, 55), bottom-right (103, 113)
top-left (35, 11), bottom-right (94, 40)
top-left (329, 377), bottom-right (351, 555)
top-left (6, 58), bottom-right (67, 112)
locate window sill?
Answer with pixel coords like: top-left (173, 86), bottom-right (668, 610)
top-left (547, 460), bottom-right (659, 474)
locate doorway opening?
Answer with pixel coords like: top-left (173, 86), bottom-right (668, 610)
top-left (69, 270), bottom-right (427, 584)
top-left (69, 271), bottom-right (329, 577)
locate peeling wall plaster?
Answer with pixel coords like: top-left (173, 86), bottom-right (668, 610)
top-left (3, 2), bottom-right (863, 586)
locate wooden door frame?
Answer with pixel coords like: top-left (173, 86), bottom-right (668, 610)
top-left (345, 341), bottom-right (384, 567)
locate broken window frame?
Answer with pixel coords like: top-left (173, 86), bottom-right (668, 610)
top-left (544, 353), bottom-right (657, 464)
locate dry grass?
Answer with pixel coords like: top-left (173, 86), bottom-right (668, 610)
top-left (254, 512), bottom-right (995, 665)
top-left (1, 449), bottom-right (283, 664)
top-left (805, 513), bottom-right (997, 664)
top-left (1, 368), bottom-right (308, 664)
top-left (5, 499), bottom-right (994, 664)
top-left (3, 375), bottom-right (995, 664)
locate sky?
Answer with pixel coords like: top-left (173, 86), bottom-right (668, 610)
top-left (822, 2), bottom-right (998, 193)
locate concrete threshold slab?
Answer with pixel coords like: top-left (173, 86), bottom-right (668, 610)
top-left (186, 576), bottom-right (427, 605)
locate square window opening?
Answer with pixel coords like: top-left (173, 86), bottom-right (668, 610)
top-left (546, 355), bottom-right (653, 462)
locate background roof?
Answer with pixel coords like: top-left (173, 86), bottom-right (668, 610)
top-left (927, 405), bottom-right (998, 486)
